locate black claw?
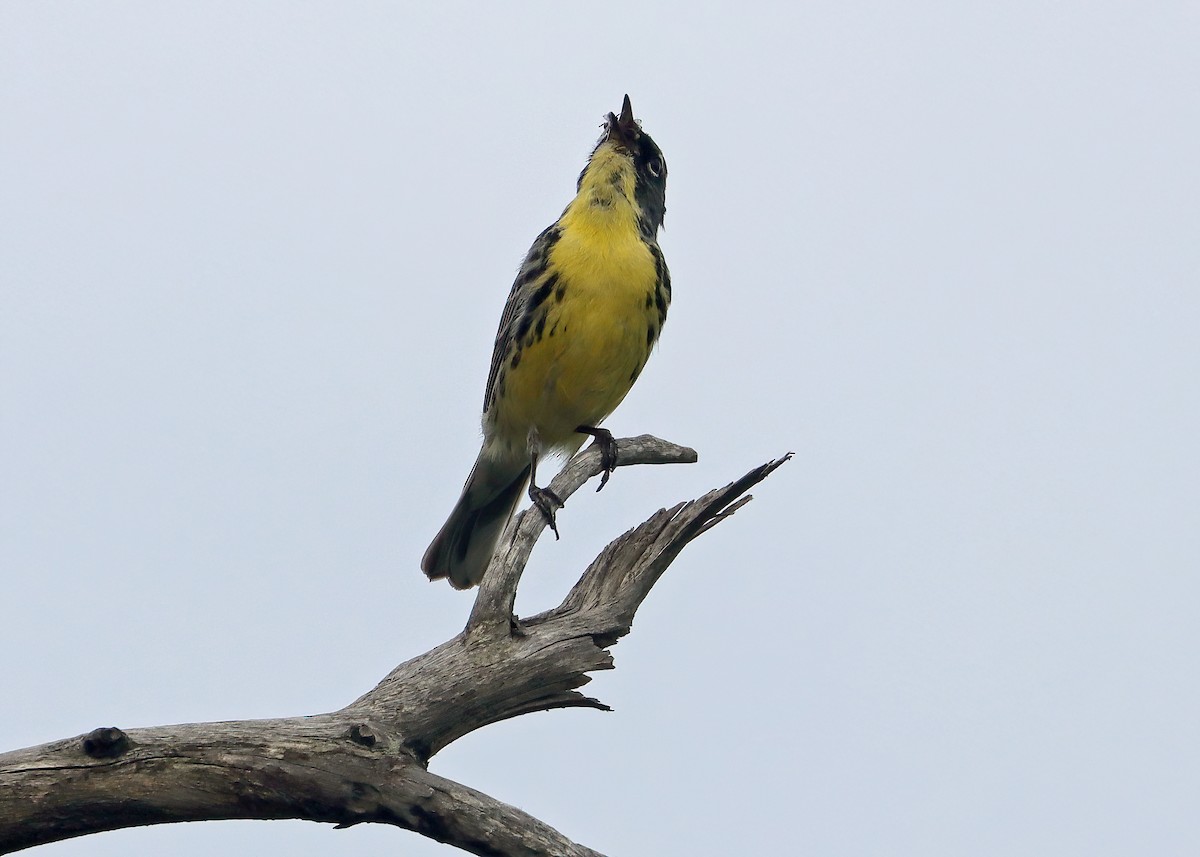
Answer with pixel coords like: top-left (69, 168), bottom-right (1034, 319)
top-left (529, 484), bottom-right (563, 539)
top-left (577, 426), bottom-right (618, 492)
top-left (596, 434), bottom-right (618, 492)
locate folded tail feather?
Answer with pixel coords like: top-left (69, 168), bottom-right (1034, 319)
top-left (421, 461), bottom-right (531, 589)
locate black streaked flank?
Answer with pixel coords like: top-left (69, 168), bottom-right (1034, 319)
top-left (514, 229), bottom-right (555, 284)
top-left (651, 243), bottom-right (670, 294)
top-left (480, 227), bottom-right (562, 415)
top-left (529, 273), bottom-right (558, 311)
top-left (516, 255), bottom-right (547, 286)
top-left (515, 312), bottom-right (533, 342)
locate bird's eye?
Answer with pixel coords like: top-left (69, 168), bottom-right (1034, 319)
top-left (647, 158), bottom-right (662, 177)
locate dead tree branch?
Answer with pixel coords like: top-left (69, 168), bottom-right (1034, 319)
top-left (0, 436), bottom-right (790, 855)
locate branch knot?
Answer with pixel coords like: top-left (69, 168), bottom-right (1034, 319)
top-left (81, 726), bottom-right (131, 759)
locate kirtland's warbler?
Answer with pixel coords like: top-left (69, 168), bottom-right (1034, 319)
top-left (422, 96), bottom-right (669, 589)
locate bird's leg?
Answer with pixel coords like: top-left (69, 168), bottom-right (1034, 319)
top-left (576, 425), bottom-right (618, 491)
top-left (528, 451), bottom-right (563, 539)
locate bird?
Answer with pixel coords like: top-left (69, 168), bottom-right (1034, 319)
top-left (422, 95), bottom-right (670, 589)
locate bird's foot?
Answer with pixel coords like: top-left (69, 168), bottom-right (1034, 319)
top-left (578, 426), bottom-right (618, 491)
top-left (529, 484), bottom-right (564, 539)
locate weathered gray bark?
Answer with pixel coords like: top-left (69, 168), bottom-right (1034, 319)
top-left (0, 436), bottom-right (789, 856)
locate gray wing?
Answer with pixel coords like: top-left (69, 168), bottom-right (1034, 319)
top-left (482, 224), bottom-right (561, 414)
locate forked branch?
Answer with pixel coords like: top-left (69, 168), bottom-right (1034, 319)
top-left (0, 437), bottom-right (789, 856)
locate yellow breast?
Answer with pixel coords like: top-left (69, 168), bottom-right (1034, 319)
top-left (494, 158), bottom-right (660, 452)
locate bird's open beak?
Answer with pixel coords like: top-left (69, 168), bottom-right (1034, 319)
top-left (605, 94), bottom-right (640, 148)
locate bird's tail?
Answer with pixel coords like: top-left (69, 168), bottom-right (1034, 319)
top-left (421, 454), bottom-right (531, 589)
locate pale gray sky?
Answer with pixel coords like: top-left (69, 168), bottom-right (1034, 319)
top-left (2, 2), bottom-right (1198, 855)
